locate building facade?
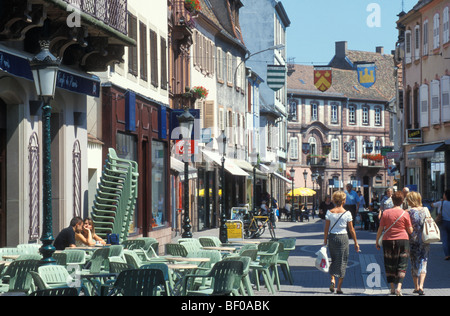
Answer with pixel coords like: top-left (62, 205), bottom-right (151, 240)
top-left (0, 0), bottom-right (133, 246)
top-left (396, 0), bottom-right (450, 202)
top-left (287, 41), bottom-right (396, 206)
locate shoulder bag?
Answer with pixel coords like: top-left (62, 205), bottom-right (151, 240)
top-left (328, 211), bottom-right (349, 234)
top-left (422, 207), bottom-right (441, 244)
top-left (378, 211), bottom-right (405, 246)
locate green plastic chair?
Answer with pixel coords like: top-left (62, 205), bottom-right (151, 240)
top-left (29, 287), bottom-right (79, 296)
top-left (199, 236), bottom-right (222, 247)
top-left (140, 263), bottom-right (173, 296)
top-left (223, 256), bottom-right (253, 296)
top-left (277, 238), bottom-right (296, 285)
top-left (83, 247), bottom-right (110, 274)
top-left (182, 260), bottom-right (244, 296)
top-left (29, 271), bottom-right (49, 291)
top-left (38, 265), bottom-right (75, 289)
top-left (106, 269), bottom-right (167, 296)
top-left (17, 244), bottom-right (41, 255)
top-left (165, 243), bottom-right (188, 257)
top-left (0, 259), bottom-right (39, 294)
top-left (250, 242), bottom-right (279, 294)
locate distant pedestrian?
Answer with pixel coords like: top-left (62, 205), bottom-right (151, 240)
top-left (344, 183), bottom-right (360, 224)
top-left (432, 189), bottom-right (450, 260)
top-left (376, 191), bottom-right (413, 296)
top-left (406, 191), bottom-right (430, 295)
top-left (379, 188), bottom-right (394, 219)
top-left (402, 187), bottom-right (410, 210)
top-left (319, 195), bottom-right (334, 220)
top-left (323, 191), bottom-right (360, 295)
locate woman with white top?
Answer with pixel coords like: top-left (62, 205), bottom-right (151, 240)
top-left (432, 189), bottom-right (450, 260)
top-left (324, 191), bottom-right (360, 294)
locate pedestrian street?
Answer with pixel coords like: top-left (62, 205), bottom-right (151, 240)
top-left (189, 218), bottom-right (450, 296)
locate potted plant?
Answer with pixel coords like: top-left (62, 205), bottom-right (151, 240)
top-left (185, 0), bottom-right (201, 12)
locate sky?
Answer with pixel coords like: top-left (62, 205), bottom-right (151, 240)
top-left (282, 0), bottom-right (418, 65)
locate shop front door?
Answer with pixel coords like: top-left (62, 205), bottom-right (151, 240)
top-left (0, 128), bottom-right (6, 247)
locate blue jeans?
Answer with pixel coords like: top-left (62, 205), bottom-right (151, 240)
top-left (440, 220), bottom-right (450, 257)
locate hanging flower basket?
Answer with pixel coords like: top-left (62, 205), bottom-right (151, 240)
top-left (362, 153), bottom-right (383, 162)
top-left (191, 86), bottom-right (208, 99)
top-left (185, 0), bottom-right (201, 12)
top-left (307, 154), bottom-right (328, 159)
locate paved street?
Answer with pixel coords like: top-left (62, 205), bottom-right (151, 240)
top-left (180, 217), bottom-right (450, 296)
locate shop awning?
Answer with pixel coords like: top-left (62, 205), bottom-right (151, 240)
top-left (202, 150), bottom-right (249, 177)
top-left (273, 172), bottom-right (292, 184)
top-left (232, 159), bottom-right (267, 179)
top-left (170, 157), bottom-right (197, 181)
top-left (407, 142), bottom-right (445, 159)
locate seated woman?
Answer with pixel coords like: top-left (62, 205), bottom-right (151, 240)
top-left (75, 218), bottom-right (106, 247)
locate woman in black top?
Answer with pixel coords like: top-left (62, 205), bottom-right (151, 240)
top-left (319, 195), bottom-right (334, 219)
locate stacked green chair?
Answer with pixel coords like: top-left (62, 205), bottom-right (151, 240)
top-left (250, 242), bottom-right (280, 294)
top-left (91, 148), bottom-right (139, 243)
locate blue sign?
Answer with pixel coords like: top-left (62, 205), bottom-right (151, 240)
top-left (0, 49), bottom-right (100, 97)
top-left (357, 63), bottom-right (376, 88)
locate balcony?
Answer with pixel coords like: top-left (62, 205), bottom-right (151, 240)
top-left (169, 0), bottom-right (196, 43)
top-left (307, 155), bottom-right (327, 168)
top-left (0, 0), bottom-right (135, 71)
top-left (357, 158), bottom-right (383, 177)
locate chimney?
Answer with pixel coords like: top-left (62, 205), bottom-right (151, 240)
top-left (376, 46), bottom-right (384, 54)
top-left (335, 41), bottom-right (348, 58)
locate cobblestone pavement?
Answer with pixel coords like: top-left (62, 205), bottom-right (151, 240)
top-left (176, 217), bottom-right (450, 296)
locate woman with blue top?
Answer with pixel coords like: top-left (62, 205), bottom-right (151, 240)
top-left (432, 189), bottom-right (450, 260)
top-left (324, 191), bottom-right (360, 294)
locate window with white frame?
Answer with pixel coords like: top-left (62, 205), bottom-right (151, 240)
top-left (434, 13), bottom-right (440, 49)
top-left (431, 80), bottom-right (440, 125)
top-left (348, 105), bottom-right (356, 124)
top-left (374, 108), bottom-right (381, 125)
top-left (444, 7), bottom-right (450, 44)
top-left (331, 103), bottom-right (338, 123)
top-left (423, 20), bottom-right (429, 56)
top-left (420, 84), bottom-right (429, 128)
top-left (331, 138), bottom-right (339, 161)
top-left (442, 76), bottom-right (450, 122)
top-left (226, 52), bottom-right (233, 85)
top-left (349, 139), bottom-right (356, 160)
top-left (405, 30), bottom-right (412, 63)
top-left (362, 106), bottom-right (369, 125)
top-left (311, 102), bottom-right (318, 121)
top-left (375, 140), bottom-right (381, 154)
top-left (289, 137), bottom-right (298, 160)
top-left (217, 47), bottom-right (224, 82)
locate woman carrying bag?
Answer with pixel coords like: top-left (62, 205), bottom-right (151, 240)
top-left (323, 191), bottom-right (360, 294)
top-left (432, 189), bottom-right (450, 260)
top-left (376, 191), bottom-right (413, 296)
top-left (406, 192), bottom-right (431, 295)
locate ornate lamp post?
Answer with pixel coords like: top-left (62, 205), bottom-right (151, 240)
top-left (251, 154), bottom-right (259, 213)
top-left (218, 130), bottom-right (228, 244)
top-left (290, 167), bottom-right (296, 222)
top-left (29, 40), bottom-right (61, 266)
top-left (177, 108), bottom-right (195, 238)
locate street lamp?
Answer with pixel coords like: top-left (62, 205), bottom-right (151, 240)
top-left (251, 153), bottom-right (259, 213)
top-left (177, 108), bottom-right (195, 238)
top-left (303, 170), bottom-right (308, 188)
top-left (29, 40), bottom-right (61, 266)
top-left (290, 167), bottom-right (296, 222)
top-left (218, 130), bottom-right (228, 243)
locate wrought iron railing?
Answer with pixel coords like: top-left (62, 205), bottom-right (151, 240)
top-left (63, 0), bottom-right (128, 35)
top-left (171, 0), bottom-right (197, 29)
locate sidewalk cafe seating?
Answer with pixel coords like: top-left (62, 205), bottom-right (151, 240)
top-left (91, 148), bottom-right (139, 244)
top-left (141, 263), bottom-right (173, 296)
top-left (165, 243), bottom-right (188, 257)
top-left (53, 249), bottom-right (86, 269)
top-left (198, 236), bottom-right (222, 248)
top-left (182, 260), bottom-right (244, 296)
top-left (105, 268), bottom-right (167, 296)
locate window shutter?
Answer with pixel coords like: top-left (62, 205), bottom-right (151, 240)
top-left (442, 76), bottom-right (450, 122)
top-left (420, 84), bottom-right (429, 128)
top-left (128, 14), bottom-right (138, 76)
top-left (150, 29), bottom-right (158, 87)
top-left (203, 101), bottom-right (215, 131)
top-left (160, 37), bottom-right (167, 90)
top-left (431, 80), bottom-right (440, 125)
top-left (139, 22), bottom-right (148, 81)
top-left (405, 30), bottom-right (412, 64)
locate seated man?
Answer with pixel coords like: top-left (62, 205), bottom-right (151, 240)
top-left (53, 217), bottom-right (84, 250)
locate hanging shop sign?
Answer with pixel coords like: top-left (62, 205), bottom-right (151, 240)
top-left (406, 129), bottom-right (423, 144)
top-left (356, 62), bottom-right (377, 88)
top-left (314, 66), bottom-right (332, 92)
top-left (267, 64), bottom-right (286, 92)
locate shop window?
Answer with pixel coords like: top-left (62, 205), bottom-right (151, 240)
top-left (152, 140), bottom-right (167, 228)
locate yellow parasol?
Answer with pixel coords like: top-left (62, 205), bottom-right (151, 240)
top-left (286, 187), bottom-right (316, 197)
